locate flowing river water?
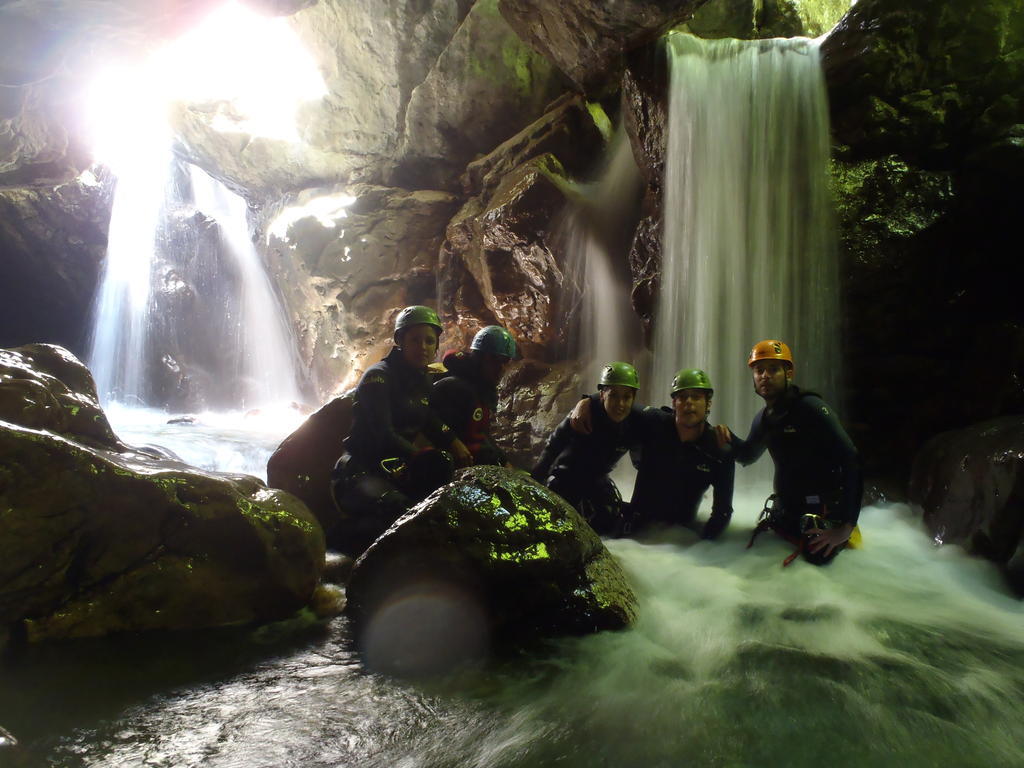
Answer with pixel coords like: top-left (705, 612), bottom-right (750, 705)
top-left (4, 411), bottom-right (1023, 767)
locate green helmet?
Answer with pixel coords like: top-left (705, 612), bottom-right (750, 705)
top-left (471, 325), bottom-right (517, 358)
top-left (393, 305), bottom-right (442, 343)
top-left (598, 361), bottom-right (639, 390)
top-left (671, 368), bottom-right (713, 397)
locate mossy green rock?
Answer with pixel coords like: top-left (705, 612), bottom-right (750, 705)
top-left (0, 344), bottom-right (325, 645)
top-left (346, 465), bottom-right (636, 670)
top-left (822, 0), bottom-right (1024, 165)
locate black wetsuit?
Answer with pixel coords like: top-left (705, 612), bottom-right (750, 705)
top-left (430, 350), bottom-right (507, 466)
top-left (731, 385), bottom-right (862, 564)
top-left (332, 347), bottom-right (456, 555)
top-left (629, 407), bottom-right (735, 539)
top-left (531, 393), bottom-right (641, 535)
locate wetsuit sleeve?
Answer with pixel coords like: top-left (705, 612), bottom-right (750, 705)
top-left (730, 410), bottom-right (768, 466)
top-left (430, 377), bottom-right (473, 437)
top-left (420, 404), bottom-right (456, 451)
top-left (353, 369), bottom-right (416, 459)
top-left (532, 416), bottom-right (574, 480)
top-left (711, 454), bottom-right (735, 518)
top-left (631, 406), bottom-right (667, 468)
top-left (801, 396), bottom-right (863, 525)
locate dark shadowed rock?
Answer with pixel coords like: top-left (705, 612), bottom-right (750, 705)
top-left (266, 392), bottom-right (353, 538)
top-left (498, 0), bottom-right (709, 94)
top-left (821, 0), bottom-right (1024, 167)
top-left (909, 417), bottom-right (1024, 596)
top-left (0, 344), bottom-right (325, 647)
top-left (462, 93), bottom-right (606, 199)
top-left (0, 174), bottom-right (112, 356)
top-left (346, 465), bottom-right (636, 674)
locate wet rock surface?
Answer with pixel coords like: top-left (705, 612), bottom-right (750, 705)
top-left (0, 344), bottom-right (325, 647)
top-left (346, 465), bottom-right (636, 673)
top-left (263, 182), bottom-right (461, 395)
top-left (498, 0), bottom-right (709, 93)
top-left (492, 360), bottom-right (583, 469)
top-left (909, 416), bottom-right (1024, 594)
top-left (440, 152), bottom-right (578, 360)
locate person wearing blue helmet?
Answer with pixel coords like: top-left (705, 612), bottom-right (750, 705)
top-left (431, 324), bottom-right (517, 466)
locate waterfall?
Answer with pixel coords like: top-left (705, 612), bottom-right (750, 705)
top-left (188, 167), bottom-right (303, 409)
top-left (88, 159), bottom-right (303, 412)
top-left (656, 33), bottom-right (839, 437)
top-left (88, 142), bottom-right (173, 406)
top-left (559, 131), bottom-right (645, 386)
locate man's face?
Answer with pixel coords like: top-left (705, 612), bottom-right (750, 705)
top-left (751, 360), bottom-right (791, 400)
top-left (672, 388), bottom-right (709, 427)
top-left (599, 385), bottom-right (636, 423)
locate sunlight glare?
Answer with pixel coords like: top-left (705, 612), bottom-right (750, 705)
top-left (83, 1), bottom-right (327, 173)
top-left (267, 193), bottom-right (357, 241)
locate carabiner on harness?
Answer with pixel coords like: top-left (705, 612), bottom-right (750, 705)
top-left (379, 457), bottom-right (407, 477)
top-left (746, 494), bottom-right (780, 550)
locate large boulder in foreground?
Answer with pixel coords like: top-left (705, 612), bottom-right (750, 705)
top-left (346, 465), bottom-right (637, 675)
top-left (0, 344), bottom-right (326, 647)
top-left (909, 416), bottom-right (1024, 596)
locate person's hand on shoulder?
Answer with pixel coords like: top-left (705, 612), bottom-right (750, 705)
top-left (569, 396), bottom-right (593, 434)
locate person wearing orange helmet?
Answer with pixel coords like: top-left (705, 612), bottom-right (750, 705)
top-left (717, 340), bottom-right (862, 566)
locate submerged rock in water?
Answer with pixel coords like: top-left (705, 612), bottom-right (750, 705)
top-left (909, 416), bottom-right (1024, 596)
top-left (0, 344), bottom-right (326, 648)
top-left (346, 465), bottom-right (637, 675)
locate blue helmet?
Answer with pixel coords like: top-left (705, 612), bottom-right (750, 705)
top-left (470, 325), bottom-right (517, 359)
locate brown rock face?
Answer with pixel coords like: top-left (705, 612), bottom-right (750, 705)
top-left (492, 360), bottom-right (585, 470)
top-left (345, 465), bottom-right (637, 675)
top-left (498, 0), bottom-right (709, 93)
top-left (908, 417), bottom-right (1024, 595)
top-left (0, 344), bottom-right (325, 647)
top-left (440, 155), bottom-right (575, 359)
top-left (262, 183), bottom-right (461, 396)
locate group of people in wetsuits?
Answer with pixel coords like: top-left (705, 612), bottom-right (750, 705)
top-left (332, 306), bottom-right (863, 566)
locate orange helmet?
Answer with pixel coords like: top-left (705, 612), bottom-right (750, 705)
top-left (748, 339), bottom-right (794, 368)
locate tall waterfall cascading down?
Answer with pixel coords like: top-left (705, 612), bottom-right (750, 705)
top-left (655, 33), bottom-right (839, 441)
top-left (88, 159), bottom-right (303, 414)
top-left (88, 143), bottom-right (172, 407)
